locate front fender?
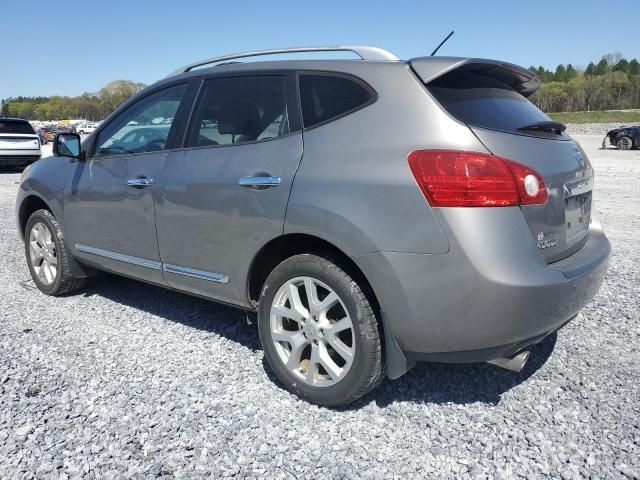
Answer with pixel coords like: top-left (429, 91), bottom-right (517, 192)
top-left (16, 156), bottom-right (92, 278)
top-left (16, 156), bottom-right (72, 236)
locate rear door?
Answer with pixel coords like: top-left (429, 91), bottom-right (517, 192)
top-left (416, 61), bottom-right (593, 262)
top-left (154, 73), bottom-right (303, 306)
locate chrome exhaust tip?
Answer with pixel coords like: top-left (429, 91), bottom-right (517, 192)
top-left (486, 350), bottom-right (530, 373)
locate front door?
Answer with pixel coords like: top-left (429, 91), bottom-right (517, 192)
top-left (65, 83), bottom-right (189, 283)
top-left (154, 74), bottom-right (303, 306)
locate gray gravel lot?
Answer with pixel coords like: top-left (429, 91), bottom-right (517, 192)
top-left (1, 134), bottom-right (639, 479)
top-left (565, 122), bottom-right (636, 136)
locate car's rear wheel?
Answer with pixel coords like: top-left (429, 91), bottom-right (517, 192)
top-left (258, 253), bottom-right (384, 406)
top-left (25, 209), bottom-right (86, 296)
top-left (616, 136), bottom-right (633, 150)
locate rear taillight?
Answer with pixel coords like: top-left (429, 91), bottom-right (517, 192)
top-left (407, 150), bottom-right (547, 207)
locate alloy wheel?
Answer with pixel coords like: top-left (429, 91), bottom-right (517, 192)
top-left (618, 137), bottom-right (633, 150)
top-left (29, 222), bottom-right (58, 286)
top-left (270, 276), bottom-right (355, 387)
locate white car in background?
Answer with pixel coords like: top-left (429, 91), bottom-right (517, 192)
top-left (0, 117), bottom-right (41, 167)
top-left (77, 124), bottom-right (97, 135)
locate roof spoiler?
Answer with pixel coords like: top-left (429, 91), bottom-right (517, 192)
top-left (409, 57), bottom-right (541, 97)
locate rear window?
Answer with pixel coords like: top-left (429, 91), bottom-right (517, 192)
top-left (0, 119), bottom-right (35, 135)
top-left (299, 75), bottom-right (373, 128)
top-left (428, 69), bottom-right (550, 134)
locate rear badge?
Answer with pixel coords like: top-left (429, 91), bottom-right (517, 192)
top-left (537, 232), bottom-right (558, 250)
top-left (574, 148), bottom-right (585, 167)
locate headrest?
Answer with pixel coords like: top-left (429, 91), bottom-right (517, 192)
top-left (217, 99), bottom-right (261, 136)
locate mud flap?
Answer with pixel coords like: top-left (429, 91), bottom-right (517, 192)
top-left (380, 310), bottom-right (416, 380)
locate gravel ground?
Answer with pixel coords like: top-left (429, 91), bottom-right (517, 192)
top-left (565, 123), bottom-right (636, 136)
top-left (1, 134), bottom-right (639, 479)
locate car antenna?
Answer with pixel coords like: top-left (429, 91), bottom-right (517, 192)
top-left (430, 30), bottom-right (455, 56)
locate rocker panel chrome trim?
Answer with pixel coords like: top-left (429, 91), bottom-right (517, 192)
top-left (75, 244), bottom-right (162, 270)
top-left (163, 263), bottom-right (229, 284)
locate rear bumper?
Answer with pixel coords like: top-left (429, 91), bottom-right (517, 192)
top-left (355, 208), bottom-right (610, 363)
top-left (0, 152), bottom-right (41, 166)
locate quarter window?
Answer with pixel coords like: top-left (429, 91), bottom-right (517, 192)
top-left (299, 74), bottom-right (373, 128)
top-left (187, 76), bottom-right (288, 147)
top-left (94, 84), bottom-right (188, 158)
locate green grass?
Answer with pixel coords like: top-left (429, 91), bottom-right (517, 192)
top-left (548, 110), bottom-right (640, 124)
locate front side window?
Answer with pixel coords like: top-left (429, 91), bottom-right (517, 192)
top-left (187, 76), bottom-right (288, 147)
top-left (94, 84), bottom-right (188, 158)
top-left (299, 74), bottom-right (373, 128)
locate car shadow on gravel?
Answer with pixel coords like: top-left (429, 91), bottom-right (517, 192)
top-left (80, 273), bottom-right (262, 352)
top-left (80, 272), bottom-right (556, 408)
top-left (356, 333), bottom-right (557, 408)
top-left (263, 333), bottom-right (557, 409)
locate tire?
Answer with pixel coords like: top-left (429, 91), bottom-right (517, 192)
top-left (24, 209), bottom-right (86, 296)
top-left (258, 252), bottom-right (384, 406)
top-left (616, 136), bottom-right (633, 150)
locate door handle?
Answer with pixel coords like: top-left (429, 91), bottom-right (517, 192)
top-left (127, 177), bottom-right (154, 189)
top-left (239, 176), bottom-right (281, 189)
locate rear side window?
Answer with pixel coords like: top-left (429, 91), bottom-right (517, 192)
top-left (428, 69), bottom-right (550, 134)
top-left (299, 75), bottom-right (373, 128)
top-left (0, 120), bottom-right (35, 134)
top-left (187, 76), bottom-right (289, 147)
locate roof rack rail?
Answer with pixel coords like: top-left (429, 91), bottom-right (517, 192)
top-left (167, 45), bottom-right (400, 77)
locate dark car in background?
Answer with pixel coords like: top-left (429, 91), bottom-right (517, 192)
top-left (35, 128), bottom-right (48, 145)
top-left (603, 125), bottom-right (640, 150)
top-left (55, 125), bottom-right (77, 135)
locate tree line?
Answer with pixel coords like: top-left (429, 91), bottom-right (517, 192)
top-left (2, 54), bottom-right (640, 119)
top-left (1, 80), bottom-right (147, 121)
top-left (528, 53), bottom-right (640, 113)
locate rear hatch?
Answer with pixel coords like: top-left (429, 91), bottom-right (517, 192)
top-left (0, 119), bottom-right (40, 151)
top-left (411, 58), bottom-right (593, 263)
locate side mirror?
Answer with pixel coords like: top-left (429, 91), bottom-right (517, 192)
top-left (53, 133), bottom-right (83, 160)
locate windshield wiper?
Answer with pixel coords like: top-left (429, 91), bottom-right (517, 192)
top-left (517, 121), bottom-right (566, 135)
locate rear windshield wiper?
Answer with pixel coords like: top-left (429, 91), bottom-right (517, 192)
top-left (517, 121), bottom-right (566, 135)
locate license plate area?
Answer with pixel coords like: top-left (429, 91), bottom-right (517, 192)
top-left (565, 191), bottom-right (591, 244)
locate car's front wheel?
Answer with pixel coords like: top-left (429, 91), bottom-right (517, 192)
top-left (24, 209), bottom-right (86, 296)
top-left (258, 253), bottom-right (384, 406)
top-left (616, 136), bottom-right (634, 150)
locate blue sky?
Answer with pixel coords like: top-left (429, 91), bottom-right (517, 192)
top-left (3, 0), bottom-right (639, 99)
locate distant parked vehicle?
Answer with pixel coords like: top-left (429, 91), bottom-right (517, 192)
top-left (77, 124), bottom-right (97, 135)
top-left (35, 128), bottom-right (48, 145)
top-left (55, 125), bottom-right (76, 135)
top-left (603, 125), bottom-right (640, 150)
top-left (0, 117), bottom-right (41, 167)
top-left (40, 128), bottom-right (56, 142)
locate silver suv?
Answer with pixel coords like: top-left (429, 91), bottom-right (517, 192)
top-left (16, 46), bottom-right (610, 405)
